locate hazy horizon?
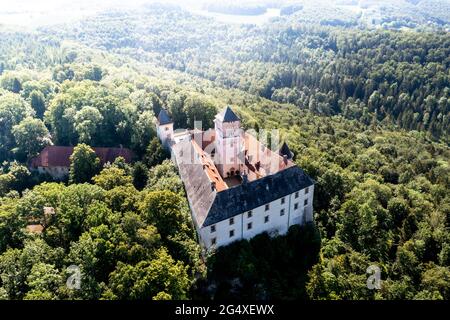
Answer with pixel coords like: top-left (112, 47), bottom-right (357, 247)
top-left (2, 0), bottom-right (447, 28)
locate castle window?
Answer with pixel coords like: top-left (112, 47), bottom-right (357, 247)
top-left (265, 204), bottom-right (270, 211)
top-left (281, 197), bottom-right (285, 204)
top-left (211, 238), bottom-right (216, 246)
top-left (280, 209), bottom-right (285, 216)
top-left (229, 230), bottom-right (235, 238)
top-left (294, 203), bottom-right (299, 210)
top-left (305, 187), bottom-right (309, 194)
top-left (210, 225), bottom-right (216, 233)
top-left (247, 222), bottom-right (252, 230)
top-left (247, 211), bottom-right (252, 218)
top-left (229, 217), bottom-right (234, 225)
top-left (264, 215), bottom-right (269, 223)
top-left (304, 199), bottom-right (308, 206)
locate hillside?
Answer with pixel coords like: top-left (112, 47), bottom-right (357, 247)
top-left (0, 1), bottom-right (449, 301)
top-left (37, 3), bottom-right (450, 142)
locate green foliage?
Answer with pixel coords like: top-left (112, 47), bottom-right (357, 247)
top-left (199, 224), bottom-right (321, 300)
top-left (12, 117), bottom-right (52, 159)
top-left (0, 73), bottom-right (23, 93)
top-left (132, 162), bottom-right (148, 190)
top-left (74, 106), bottom-right (103, 143)
top-left (307, 250), bottom-right (375, 300)
top-left (93, 167), bottom-right (133, 191)
top-left (0, 162), bottom-right (32, 194)
top-left (0, 92), bottom-right (35, 161)
top-left (0, 198), bottom-right (25, 252)
top-left (0, 161), bottom-right (200, 300)
top-left (0, 3), bottom-right (448, 301)
top-left (144, 137), bottom-right (169, 168)
top-left (69, 144), bottom-right (101, 184)
top-left (420, 264), bottom-right (450, 299)
top-left (183, 96), bottom-right (217, 129)
top-left (139, 190), bottom-right (184, 239)
top-left (104, 184), bottom-right (139, 213)
top-left (84, 65), bottom-right (103, 81)
top-left (44, 80), bottom-right (155, 151)
top-left (24, 263), bottom-right (63, 300)
top-left (105, 248), bottom-right (190, 300)
top-left (44, 4), bottom-right (449, 141)
top-left (146, 160), bottom-right (184, 195)
top-left (0, 239), bottom-right (64, 299)
top-left (29, 90), bottom-right (46, 119)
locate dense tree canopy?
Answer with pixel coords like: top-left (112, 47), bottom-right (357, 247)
top-left (12, 117), bottom-right (52, 160)
top-left (69, 144), bottom-right (101, 184)
top-left (0, 1), bottom-right (448, 301)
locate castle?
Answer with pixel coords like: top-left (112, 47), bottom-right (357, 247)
top-left (156, 106), bottom-right (314, 250)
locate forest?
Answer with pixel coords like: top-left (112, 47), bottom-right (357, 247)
top-left (0, 1), bottom-right (449, 300)
top-left (41, 3), bottom-right (450, 142)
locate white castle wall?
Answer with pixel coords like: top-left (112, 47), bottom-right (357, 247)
top-left (198, 184), bottom-right (314, 250)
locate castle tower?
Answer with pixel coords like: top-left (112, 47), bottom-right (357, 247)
top-left (156, 109), bottom-right (174, 149)
top-left (278, 141), bottom-right (294, 160)
top-left (214, 106), bottom-right (244, 178)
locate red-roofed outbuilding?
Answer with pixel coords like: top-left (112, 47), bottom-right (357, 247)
top-left (30, 146), bottom-right (134, 179)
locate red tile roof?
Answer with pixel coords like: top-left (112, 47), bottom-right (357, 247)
top-left (30, 146), bottom-right (134, 168)
top-left (191, 140), bottom-right (227, 192)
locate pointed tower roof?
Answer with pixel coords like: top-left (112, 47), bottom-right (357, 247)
top-left (278, 142), bottom-right (293, 160)
top-left (158, 109), bottom-right (172, 125)
top-left (217, 106), bottom-right (240, 123)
